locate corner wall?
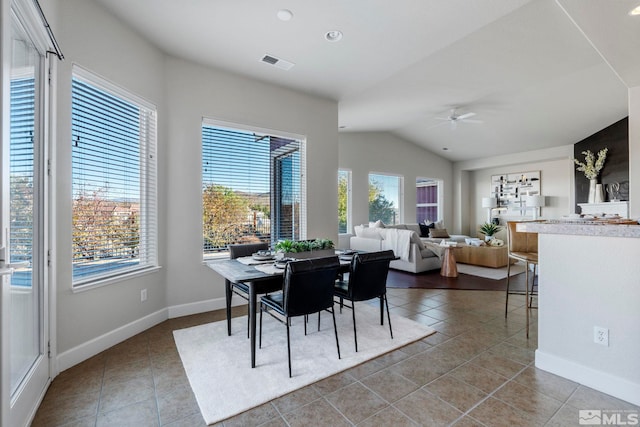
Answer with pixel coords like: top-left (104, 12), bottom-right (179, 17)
top-left (338, 132), bottom-right (453, 231)
top-left (163, 56), bottom-right (338, 309)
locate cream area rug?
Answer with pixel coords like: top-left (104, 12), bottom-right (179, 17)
top-left (457, 262), bottom-right (526, 280)
top-left (173, 303), bottom-right (435, 425)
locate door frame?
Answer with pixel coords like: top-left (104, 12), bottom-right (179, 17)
top-left (0, 0), bottom-right (54, 425)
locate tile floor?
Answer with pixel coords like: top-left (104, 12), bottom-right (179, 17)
top-left (32, 288), bottom-right (639, 426)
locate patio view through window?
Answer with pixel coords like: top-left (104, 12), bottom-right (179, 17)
top-left (202, 122), bottom-right (305, 256)
top-left (368, 173), bottom-right (402, 225)
top-left (416, 177), bottom-right (441, 222)
top-left (71, 69), bottom-right (157, 286)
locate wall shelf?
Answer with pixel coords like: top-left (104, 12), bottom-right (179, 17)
top-left (577, 201), bottom-right (629, 217)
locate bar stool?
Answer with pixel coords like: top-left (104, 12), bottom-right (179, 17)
top-left (505, 221), bottom-right (538, 338)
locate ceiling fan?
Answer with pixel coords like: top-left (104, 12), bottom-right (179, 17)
top-left (432, 108), bottom-right (483, 130)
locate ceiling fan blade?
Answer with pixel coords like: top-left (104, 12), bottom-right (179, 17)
top-left (461, 119), bottom-right (483, 124)
top-left (456, 112), bottom-right (476, 120)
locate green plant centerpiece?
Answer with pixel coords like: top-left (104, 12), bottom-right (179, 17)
top-left (479, 222), bottom-right (501, 240)
top-left (274, 238), bottom-right (335, 258)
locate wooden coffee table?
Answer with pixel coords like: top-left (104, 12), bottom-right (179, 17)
top-left (455, 243), bottom-right (512, 268)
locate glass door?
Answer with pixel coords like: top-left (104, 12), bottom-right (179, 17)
top-left (1, 8), bottom-right (49, 427)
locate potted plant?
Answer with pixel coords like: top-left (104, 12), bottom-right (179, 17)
top-left (479, 222), bottom-right (501, 242)
top-left (274, 239), bottom-right (335, 259)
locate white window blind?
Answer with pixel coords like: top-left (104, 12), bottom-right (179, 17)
top-left (71, 68), bottom-right (157, 286)
top-left (202, 121), bottom-right (306, 256)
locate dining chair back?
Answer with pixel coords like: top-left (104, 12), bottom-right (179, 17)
top-left (225, 242), bottom-right (282, 337)
top-left (259, 256), bottom-right (341, 377)
top-left (334, 250), bottom-right (395, 352)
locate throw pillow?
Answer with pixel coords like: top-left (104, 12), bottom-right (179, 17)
top-left (418, 223), bottom-right (431, 237)
top-left (370, 220), bottom-right (386, 228)
top-left (429, 228), bottom-right (450, 238)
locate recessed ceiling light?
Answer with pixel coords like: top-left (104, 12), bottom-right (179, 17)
top-left (630, 5), bottom-right (640, 15)
top-left (277, 9), bottom-right (293, 21)
top-left (325, 30), bottom-right (343, 42)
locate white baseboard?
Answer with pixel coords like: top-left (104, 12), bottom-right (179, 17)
top-left (56, 296), bottom-right (248, 373)
top-left (57, 308), bottom-right (168, 372)
top-left (167, 296), bottom-right (246, 319)
top-left (536, 349), bottom-right (640, 406)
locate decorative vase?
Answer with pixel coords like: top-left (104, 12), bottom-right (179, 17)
top-left (588, 179), bottom-right (597, 203)
top-left (594, 184), bottom-right (604, 203)
top-left (485, 235), bottom-right (494, 242)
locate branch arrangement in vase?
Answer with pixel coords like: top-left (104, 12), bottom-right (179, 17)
top-left (574, 148), bottom-right (608, 180)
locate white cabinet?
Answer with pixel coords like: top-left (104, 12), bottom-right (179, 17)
top-left (578, 201), bottom-right (629, 217)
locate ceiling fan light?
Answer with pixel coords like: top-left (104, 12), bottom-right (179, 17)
top-left (630, 5), bottom-right (640, 15)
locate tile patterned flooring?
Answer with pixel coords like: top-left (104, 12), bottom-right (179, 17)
top-left (32, 288), bottom-right (639, 426)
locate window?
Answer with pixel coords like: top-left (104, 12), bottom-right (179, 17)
top-left (71, 67), bottom-right (158, 286)
top-left (202, 121), bottom-right (305, 256)
top-left (416, 177), bottom-right (441, 223)
top-left (337, 169), bottom-right (351, 233)
top-left (368, 173), bottom-right (402, 225)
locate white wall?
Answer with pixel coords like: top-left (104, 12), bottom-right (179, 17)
top-left (54, 0), bottom-right (167, 358)
top-left (163, 56), bottom-right (338, 309)
top-left (339, 132), bottom-right (453, 231)
top-left (454, 145), bottom-right (575, 236)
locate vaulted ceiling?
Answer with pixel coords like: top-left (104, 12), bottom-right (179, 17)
top-left (95, 0), bottom-right (639, 161)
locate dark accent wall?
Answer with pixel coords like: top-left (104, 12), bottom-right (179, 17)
top-left (574, 117), bottom-right (629, 210)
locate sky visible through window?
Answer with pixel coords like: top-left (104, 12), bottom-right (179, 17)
top-left (202, 127), bottom-right (270, 194)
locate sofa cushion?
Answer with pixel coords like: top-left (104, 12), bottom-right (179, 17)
top-left (429, 228), bottom-right (450, 238)
top-left (360, 227), bottom-right (384, 239)
top-left (420, 248), bottom-right (438, 258)
top-left (385, 224), bottom-right (406, 230)
top-left (404, 223), bottom-right (420, 235)
top-left (409, 231), bottom-right (425, 250)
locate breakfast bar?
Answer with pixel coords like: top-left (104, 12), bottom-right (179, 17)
top-left (519, 220), bottom-right (640, 407)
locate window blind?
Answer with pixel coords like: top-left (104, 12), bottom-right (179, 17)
top-left (202, 123), bottom-right (305, 255)
top-left (10, 77), bottom-right (35, 286)
top-left (71, 71), bottom-right (157, 286)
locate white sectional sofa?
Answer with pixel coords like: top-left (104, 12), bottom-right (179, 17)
top-left (349, 223), bottom-right (469, 273)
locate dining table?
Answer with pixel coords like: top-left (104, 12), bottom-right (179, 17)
top-left (207, 252), bottom-right (354, 368)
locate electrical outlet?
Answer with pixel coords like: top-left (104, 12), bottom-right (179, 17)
top-left (141, 288), bottom-right (147, 302)
top-left (594, 326), bottom-right (609, 346)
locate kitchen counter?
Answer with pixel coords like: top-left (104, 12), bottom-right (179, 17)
top-left (519, 220), bottom-right (640, 238)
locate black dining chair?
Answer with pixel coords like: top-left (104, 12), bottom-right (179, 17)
top-left (259, 256), bottom-right (341, 377)
top-left (334, 250), bottom-right (395, 352)
top-left (226, 242), bottom-right (282, 337)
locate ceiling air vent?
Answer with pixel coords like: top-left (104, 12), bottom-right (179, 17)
top-left (260, 54), bottom-right (295, 71)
